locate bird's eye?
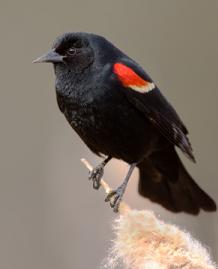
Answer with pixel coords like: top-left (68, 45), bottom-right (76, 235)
top-left (66, 48), bottom-right (76, 56)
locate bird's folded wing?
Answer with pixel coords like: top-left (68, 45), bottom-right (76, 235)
top-left (113, 62), bottom-right (195, 162)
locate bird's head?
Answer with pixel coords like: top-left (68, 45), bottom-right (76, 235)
top-left (33, 32), bottom-right (119, 75)
top-left (33, 32), bottom-right (97, 74)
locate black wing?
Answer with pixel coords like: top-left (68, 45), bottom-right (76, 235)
top-left (113, 60), bottom-right (195, 162)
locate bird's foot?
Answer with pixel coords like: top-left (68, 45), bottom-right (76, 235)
top-left (105, 185), bottom-right (125, 213)
top-left (89, 164), bottom-right (104, 190)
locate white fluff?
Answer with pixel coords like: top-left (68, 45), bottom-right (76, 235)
top-left (102, 209), bottom-right (216, 269)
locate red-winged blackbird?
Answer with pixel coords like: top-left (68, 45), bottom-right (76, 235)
top-left (34, 32), bottom-right (216, 214)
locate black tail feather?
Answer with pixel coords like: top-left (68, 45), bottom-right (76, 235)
top-left (138, 148), bottom-right (216, 214)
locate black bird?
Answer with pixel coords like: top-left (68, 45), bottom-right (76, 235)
top-left (34, 32), bottom-right (216, 214)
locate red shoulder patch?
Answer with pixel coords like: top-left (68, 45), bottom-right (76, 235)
top-left (113, 63), bottom-right (148, 87)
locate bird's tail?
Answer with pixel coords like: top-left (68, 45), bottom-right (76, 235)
top-left (138, 147), bottom-right (216, 214)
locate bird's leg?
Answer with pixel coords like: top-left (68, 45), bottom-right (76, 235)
top-left (89, 156), bottom-right (112, 190)
top-left (105, 162), bottom-right (137, 213)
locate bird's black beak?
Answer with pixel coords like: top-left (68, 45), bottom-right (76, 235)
top-left (33, 49), bottom-right (64, 63)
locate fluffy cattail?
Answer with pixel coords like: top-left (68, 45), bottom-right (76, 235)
top-left (81, 159), bottom-right (217, 269)
top-left (103, 209), bottom-right (216, 269)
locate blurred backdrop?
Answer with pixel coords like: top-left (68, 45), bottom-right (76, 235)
top-left (0, 0), bottom-right (218, 268)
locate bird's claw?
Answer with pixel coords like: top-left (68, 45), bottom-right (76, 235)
top-left (89, 164), bottom-right (104, 190)
top-left (105, 186), bottom-right (124, 213)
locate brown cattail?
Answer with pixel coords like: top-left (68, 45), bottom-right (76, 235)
top-left (103, 209), bottom-right (216, 269)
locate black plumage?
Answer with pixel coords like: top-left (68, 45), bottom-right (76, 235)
top-left (34, 32), bottom-right (216, 214)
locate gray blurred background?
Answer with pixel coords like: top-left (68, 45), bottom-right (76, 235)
top-left (0, 0), bottom-right (217, 268)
